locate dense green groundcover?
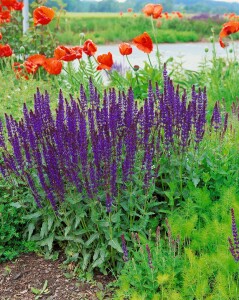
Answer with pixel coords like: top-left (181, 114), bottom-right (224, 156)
top-left (1, 1), bottom-right (239, 300)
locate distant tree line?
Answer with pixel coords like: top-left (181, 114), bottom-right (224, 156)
top-left (30, 0), bottom-right (239, 14)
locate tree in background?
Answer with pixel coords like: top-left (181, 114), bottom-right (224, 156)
top-left (29, 0), bottom-right (239, 14)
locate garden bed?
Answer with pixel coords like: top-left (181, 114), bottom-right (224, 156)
top-left (0, 253), bottom-right (113, 300)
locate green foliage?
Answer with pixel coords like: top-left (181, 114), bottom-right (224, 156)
top-left (114, 186), bottom-right (239, 299)
top-left (51, 13), bottom-right (227, 45)
top-left (21, 171), bottom-right (158, 273)
top-left (0, 179), bottom-right (38, 262)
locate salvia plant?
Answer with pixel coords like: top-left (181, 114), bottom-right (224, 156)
top-left (0, 67), bottom-right (227, 270)
top-left (0, 66), bottom-right (210, 211)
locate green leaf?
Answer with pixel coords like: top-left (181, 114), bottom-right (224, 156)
top-left (39, 234), bottom-right (54, 252)
top-left (31, 287), bottom-right (40, 295)
top-left (85, 233), bottom-right (99, 247)
top-left (82, 251), bottom-right (91, 271)
top-left (192, 177), bottom-right (200, 187)
top-left (23, 211), bottom-right (42, 220)
top-left (108, 239), bottom-right (123, 253)
top-left (47, 216), bottom-right (54, 231)
top-left (9, 202), bottom-right (22, 209)
top-left (40, 222), bottom-right (48, 239)
top-left (42, 280), bottom-right (48, 291)
top-left (28, 223), bottom-right (35, 241)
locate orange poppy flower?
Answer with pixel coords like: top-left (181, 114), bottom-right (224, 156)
top-left (219, 21), bottom-right (239, 48)
top-left (152, 4), bottom-right (163, 19)
top-left (127, 8), bottom-right (133, 13)
top-left (0, 44), bottom-right (13, 57)
top-left (97, 52), bottom-right (113, 71)
top-left (42, 58), bottom-right (62, 75)
top-left (54, 45), bottom-right (82, 61)
top-left (142, 3), bottom-right (163, 19)
top-left (228, 13), bottom-right (236, 19)
top-left (54, 45), bottom-right (76, 61)
top-left (164, 12), bottom-right (170, 19)
top-left (83, 39), bottom-right (97, 56)
top-left (26, 54), bottom-right (46, 66)
top-left (142, 4), bottom-right (155, 16)
top-left (33, 6), bottom-right (55, 26)
top-left (0, 33), bottom-right (2, 40)
top-left (119, 43), bottom-right (132, 56)
top-left (24, 61), bottom-right (38, 74)
top-left (119, 11), bottom-right (123, 16)
top-left (133, 32), bottom-right (153, 54)
top-left (176, 11), bottom-right (183, 18)
top-left (71, 46), bottom-right (83, 59)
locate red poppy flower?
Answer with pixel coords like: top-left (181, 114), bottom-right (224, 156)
top-left (119, 11), bottom-right (123, 16)
top-left (0, 32), bottom-right (2, 40)
top-left (119, 43), bottom-right (132, 56)
top-left (54, 45), bottom-right (76, 61)
top-left (219, 21), bottom-right (239, 48)
top-left (142, 4), bottom-right (163, 19)
top-left (12, 1), bottom-right (24, 11)
top-left (24, 61), bottom-right (38, 74)
top-left (26, 54), bottom-right (46, 66)
top-left (97, 52), bottom-right (113, 71)
top-left (0, 10), bottom-right (11, 23)
top-left (133, 32), bottom-right (153, 54)
top-left (42, 58), bottom-right (62, 75)
top-left (71, 46), bottom-right (83, 59)
top-left (1, 0), bottom-right (15, 8)
top-left (0, 44), bottom-right (12, 57)
top-left (83, 39), bottom-right (97, 56)
top-left (127, 8), bottom-right (133, 13)
top-left (33, 6), bottom-right (55, 26)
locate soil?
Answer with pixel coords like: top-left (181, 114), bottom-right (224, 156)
top-left (0, 253), bottom-right (114, 300)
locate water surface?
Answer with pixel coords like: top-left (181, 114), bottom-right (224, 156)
top-left (95, 42), bottom-right (239, 71)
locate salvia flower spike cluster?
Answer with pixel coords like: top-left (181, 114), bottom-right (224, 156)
top-left (0, 68), bottom-right (212, 211)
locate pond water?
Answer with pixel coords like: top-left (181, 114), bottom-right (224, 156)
top-left (93, 42), bottom-right (239, 71)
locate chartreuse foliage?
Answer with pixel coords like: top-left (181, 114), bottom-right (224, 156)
top-left (113, 117), bottom-right (239, 299)
top-left (114, 187), bottom-right (239, 300)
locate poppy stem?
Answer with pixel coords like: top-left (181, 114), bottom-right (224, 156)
top-left (150, 16), bottom-right (161, 68)
top-left (63, 66), bottom-right (80, 84)
top-left (126, 55), bottom-right (134, 70)
top-left (147, 54), bottom-right (154, 69)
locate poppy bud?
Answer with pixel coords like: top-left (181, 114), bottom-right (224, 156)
top-left (79, 32), bottom-right (85, 39)
top-left (133, 65), bottom-right (139, 71)
top-left (204, 48), bottom-right (209, 53)
top-left (20, 46), bottom-right (25, 54)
